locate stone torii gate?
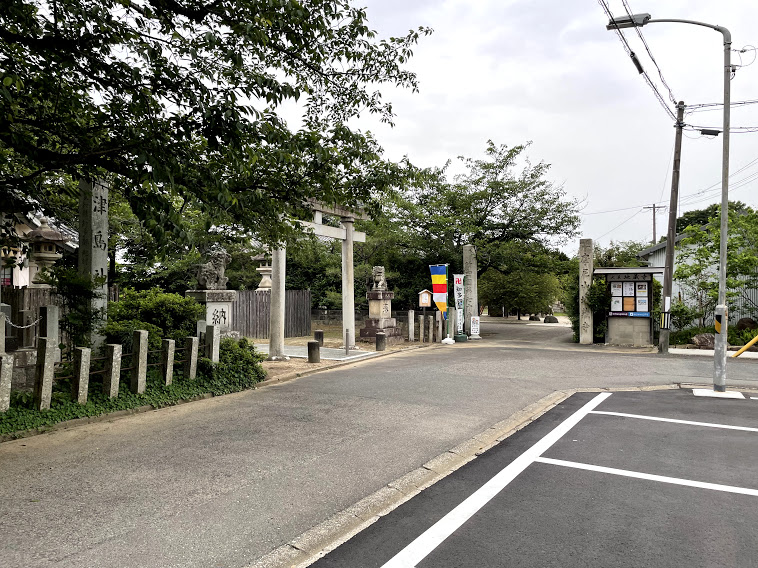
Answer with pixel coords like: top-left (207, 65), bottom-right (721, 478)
top-left (267, 202), bottom-right (366, 360)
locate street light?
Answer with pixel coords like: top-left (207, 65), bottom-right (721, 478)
top-left (607, 12), bottom-right (732, 392)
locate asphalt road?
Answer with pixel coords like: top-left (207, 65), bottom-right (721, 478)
top-left (313, 389), bottom-right (758, 567)
top-left (1, 318), bottom-right (756, 567)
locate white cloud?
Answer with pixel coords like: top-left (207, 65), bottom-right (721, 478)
top-left (350, 0), bottom-right (758, 254)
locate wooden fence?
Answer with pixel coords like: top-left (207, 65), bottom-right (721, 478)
top-left (232, 290), bottom-right (311, 338)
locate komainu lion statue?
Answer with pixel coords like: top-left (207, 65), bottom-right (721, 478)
top-left (197, 250), bottom-right (231, 290)
top-left (372, 266), bottom-right (387, 291)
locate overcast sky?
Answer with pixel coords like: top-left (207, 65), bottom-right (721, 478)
top-left (345, 0), bottom-right (758, 256)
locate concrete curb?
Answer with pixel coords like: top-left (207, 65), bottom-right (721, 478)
top-left (255, 343), bottom-right (437, 389)
top-left (246, 385), bottom-right (689, 568)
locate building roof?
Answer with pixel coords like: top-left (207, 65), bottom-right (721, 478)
top-left (593, 266), bottom-right (664, 275)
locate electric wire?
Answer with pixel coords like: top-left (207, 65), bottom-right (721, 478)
top-left (593, 208), bottom-right (645, 241)
top-left (597, 0), bottom-right (676, 121)
top-left (621, 0), bottom-right (678, 106)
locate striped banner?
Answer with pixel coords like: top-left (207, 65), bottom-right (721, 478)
top-left (429, 264), bottom-right (448, 320)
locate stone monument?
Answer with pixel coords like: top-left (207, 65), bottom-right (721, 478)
top-left (359, 266), bottom-right (403, 344)
top-left (186, 249), bottom-right (239, 338)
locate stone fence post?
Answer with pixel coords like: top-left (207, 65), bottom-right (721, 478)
top-left (33, 337), bottom-right (55, 410)
top-left (205, 324), bottom-right (220, 363)
top-left (184, 337), bottom-right (198, 380)
top-left (0, 353), bottom-right (13, 412)
top-left (161, 339), bottom-right (175, 385)
top-left (408, 310), bottom-right (415, 342)
top-left (427, 315), bottom-right (434, 343)
top-left (130, 330), bottom-right (148, 394)
top-left (418, 314), bottom-right (425, 343)
top-left (73, 347), bottom-right (91, 404)
top-left (104, 344), bottom-right (121, 398)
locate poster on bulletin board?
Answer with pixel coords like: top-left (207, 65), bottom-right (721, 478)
top-left (623, 296), bottom-right (636, 311)
top-left (622, 282), bottom-right (635, 296)
top-left (636, 297), bottom-right (649, 311)
top-left (636, 282), bottom-right (648, 297)
top-left (611, 297), bottom-right (623, 311)
top-left (611, 282), bottom-right (623, 296)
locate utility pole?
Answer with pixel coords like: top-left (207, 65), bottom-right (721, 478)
top-left (659, 101), bottom-right (686, 354)
top-left (643, 204), bottom-right (658, 244)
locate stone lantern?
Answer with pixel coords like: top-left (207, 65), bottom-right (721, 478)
top-left (27, 218), bottom-right (67, 287)
top-left (254, 252), bottom-right (273, 291)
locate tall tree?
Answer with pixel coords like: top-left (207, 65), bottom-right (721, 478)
top-left (1, 0), bottom-right (430, 246)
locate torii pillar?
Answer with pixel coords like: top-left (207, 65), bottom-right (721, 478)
top-left (341, 215), bottom-right (356, 349)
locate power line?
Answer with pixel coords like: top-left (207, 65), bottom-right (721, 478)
top-left (621, 0), bottom-right (678, 106)
top-left (593, 208), bottom-right (644, 241)
top-left (597, 0), bottom-right (676, 121)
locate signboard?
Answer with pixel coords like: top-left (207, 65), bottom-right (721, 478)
top-left (456, 308), bottom-right (464, 333)
top-left (471, 316), bottom-right (480, 336)
top-left (453, 274), bottom-right (465, 310)
top-left (418, 289), bottom-right (432, 308)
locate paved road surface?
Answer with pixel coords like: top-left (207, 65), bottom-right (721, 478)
top-left (313, 389), bottom-right (758, 567)
top-left (1, 318), bottom-right (756, 567)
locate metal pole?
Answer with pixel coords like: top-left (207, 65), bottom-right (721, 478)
top-left (714, 27), bottom-right (732, 392)
top-left (659, 101), bottom-right (686, 354)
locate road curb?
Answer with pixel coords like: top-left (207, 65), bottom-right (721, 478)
top-left (255, 343), bottom-right (437, 389)
top-left (249, 386), bottom-right (686, 568)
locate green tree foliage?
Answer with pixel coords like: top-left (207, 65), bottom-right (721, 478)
top-left (675, 202), bottom-right (758, 325)
top-left (39, 265), bottom-right (105, 353)
top-left (1, 0), bottom-right (430, 247)
top-left (352, 141), bottom-right (580, 310)
top-left (675, 201), bottom-right (748, 234)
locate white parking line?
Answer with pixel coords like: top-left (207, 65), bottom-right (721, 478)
top-left (380, 392), bottom-right (612, 568)
top-left (535, 457), bottom-right (758, 496)
top-left (590, 410), bottom-right (758, 433)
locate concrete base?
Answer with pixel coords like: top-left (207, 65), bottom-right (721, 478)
top-left (607, 317), bottom-right (652, 347)
top-left (454, 334), bottom-right (468, 342)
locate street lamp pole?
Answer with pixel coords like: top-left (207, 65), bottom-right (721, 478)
top-left (606, 13), bottom-right (732, 391)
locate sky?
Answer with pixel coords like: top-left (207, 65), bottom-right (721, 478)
top-left (342, 0), bottom-right (758, 256)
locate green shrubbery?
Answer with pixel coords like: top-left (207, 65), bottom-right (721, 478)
top-left (0, 338), bottom-right (266, 437)
top-left (101, 287), bottom-right (205, 350)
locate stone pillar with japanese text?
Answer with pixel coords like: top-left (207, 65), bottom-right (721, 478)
top-left (78, 179), bottom-right (109, 344)
top-left (463, 245), bottom-right (480, 339)
top-left (579, 239), bottom-right (594, 345)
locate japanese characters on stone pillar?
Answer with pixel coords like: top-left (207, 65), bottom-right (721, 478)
top-left (463, 245), bottom-right (480, 339)
top-left (186, 249), bottom-right (239, 339)
top-left (79, 179), bottom-right (109, 344)
top-left (579, 239), bottom-right (594, 345)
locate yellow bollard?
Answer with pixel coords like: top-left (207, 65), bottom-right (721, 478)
top-left (732, 332), bottom-right (758, 357)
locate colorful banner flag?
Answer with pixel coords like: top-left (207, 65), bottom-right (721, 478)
top-left (429, 264), bottom-right (448, 320)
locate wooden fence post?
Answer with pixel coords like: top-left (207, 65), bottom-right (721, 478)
top-left (161, 339), bottom-right (175, 385)
top-left (104, 344), bottom-right (121, 398)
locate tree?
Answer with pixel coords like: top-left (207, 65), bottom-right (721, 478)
top-left (675, 202), bottom-right (758, 325)
top-left (391, 142), bottom-right (580, 272)
top-left (1, 0), bottom-right (430, 246)
top-left (675, 201), bottom-right (748, 234)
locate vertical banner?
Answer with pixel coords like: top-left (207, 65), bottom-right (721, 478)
top-left (429, 264), bottom-right (448, 320)
top-left (453, 274), bottom-right (465, 334)
top-left (470, 316), bottom-right (480, 336)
